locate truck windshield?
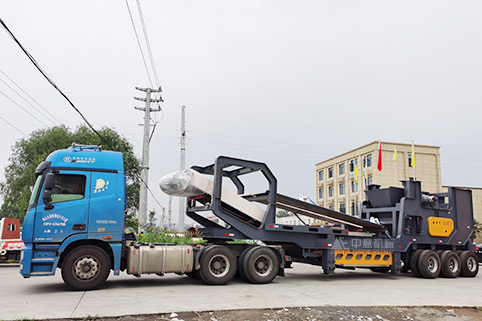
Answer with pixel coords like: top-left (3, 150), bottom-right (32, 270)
top-left (28, 175), bottom-right (43, 206)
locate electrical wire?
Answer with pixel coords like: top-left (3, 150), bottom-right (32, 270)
top-left (0, 75), bottom-right (56, 126)
top-left (1, 16), bottom-right (166, 213)
top-left (0, 67), bottom-right (62, 125)
top-left (0, 17), bottom-right (110, 148)
top-left (0, 115), bottom-right (26, 136)
top-left (0, 89), bottom-right (50, 127)
top-left (124, 0), bottom-right (154, 88)
top-left (135, 0), bottom-right (160, 89)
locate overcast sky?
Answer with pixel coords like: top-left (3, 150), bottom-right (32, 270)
top-left (1, 1), bottom-right (481, 225)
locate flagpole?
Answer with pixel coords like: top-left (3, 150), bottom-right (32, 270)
top-left (394, 145), bottom-right (397, 186)
top-left (411, 140), bottom-right (416, 179)
top-left (377, 140), bottom-right (382, 187)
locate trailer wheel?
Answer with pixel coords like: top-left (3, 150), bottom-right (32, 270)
top-left (61, 246), bottom-right (111, 291)
top-left (460, 251), bottom-right (479, 277)
top-left (242, 246), bottom-right (279, 284)
top-left (237, 246), bottom-right (254, 280)
top-left (198, 245), bottom-right (237, 285)
top-left (409, 249), bottom-right (424, 277)
top-left (418, 250), bottom-right (441, 279)
top-left (440, 251), bottom-right (461, 278)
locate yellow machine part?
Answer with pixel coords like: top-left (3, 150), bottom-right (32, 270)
top-left (334, 250), bottom-right (392, 266)
top-left (428, 217), bottom-right (454, 237)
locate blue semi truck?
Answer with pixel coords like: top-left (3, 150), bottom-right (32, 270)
top-left (20, 144), bottom-right (479, 290)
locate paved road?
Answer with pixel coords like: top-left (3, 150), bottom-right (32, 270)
top-left (2, 263), bottom-right (482, 320)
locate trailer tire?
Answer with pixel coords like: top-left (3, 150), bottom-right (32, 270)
top-left (242, 246), bottom-right (279, 284)
top-left (440, 251), bottom-right (461, 278)
top-left (460, 251), bottom-right (479, 277)
top-left (418, 250), bottom-right (441, 279)
top-left (198, 245), bottom-right (237, 285)
top-left (237, 246), bottom-right (254, 281)
top-left (61, 246), bottom-right (111, 291)
top-left (410, 249), bottom-right (424, 277)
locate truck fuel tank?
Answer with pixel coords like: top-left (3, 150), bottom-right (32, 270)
top-left (126, 244), bottom-right (194, 275)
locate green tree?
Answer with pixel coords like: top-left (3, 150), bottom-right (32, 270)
top-left (276, 210), bottom-right (292, 218)
top-left (0, 125), bottom-right (140, 222)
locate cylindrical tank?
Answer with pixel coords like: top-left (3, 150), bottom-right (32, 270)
top-left (126, 244), bottom-right (194, 275)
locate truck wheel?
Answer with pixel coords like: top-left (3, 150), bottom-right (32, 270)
top-left (242, 246), bottom-right (279, 284)
top-left (460, 251), bottom-right (479, 277)
top-left (410, 249), bottom-right (424, 277)
top-left (198, 245), bottom-right (237, 285)
top-left (418, 250), bottom-right (441, 279)
top-left (237, 246), bottom-right (254, 280)
top-left (440, 251), bottom-right (461, 278)
top-left (61, 246), bottom-right (111, 291)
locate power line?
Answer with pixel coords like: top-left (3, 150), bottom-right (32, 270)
top-left (135, 0), bottom-right (160, 88)
top-left (124, 0), bottom-right (154, 88)
top-left (0, 67), bottom-right (62, 125)
top-left (0, 115), bottom-right (26, 136)
top-left (1, 17), bottom-right (167, 217)
top-left (0, 74), bottom-right (56, 126)
top-left (0, 89), bottom-right (50, 127)
top-left (0, 17), bottom-right (109, 148)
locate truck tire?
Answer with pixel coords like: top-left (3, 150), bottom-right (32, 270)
top-left (440, 251), bottom-right (461, 278)
top-left (237, 246), bottom-right (254, 281)
top-left (242, 246), bottom-right (279, 284)
top-left (61, 246), bottom-right (111, 291)
top-left (409, 249), bottom-right (424, 277)
top-left (460, 251), bottom-right (479, 277)
top-left (198, 245), bottom-right (237, 285)
top-left (418, 250), bottom-right (441, 279)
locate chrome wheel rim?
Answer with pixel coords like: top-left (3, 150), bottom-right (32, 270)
top-left (73, 256), bottom-right (99, 281)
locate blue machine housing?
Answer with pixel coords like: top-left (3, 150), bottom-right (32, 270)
top-left (20, 145), bottom-right (126, 278)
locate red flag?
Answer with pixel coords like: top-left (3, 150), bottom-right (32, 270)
top-left (377, 141), bottom-right (382, 171)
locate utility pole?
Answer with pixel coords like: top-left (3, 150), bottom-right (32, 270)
top-left (178, 106), bottom-right (186, 231)
top-left (134, 86), bottom-right (162, 234)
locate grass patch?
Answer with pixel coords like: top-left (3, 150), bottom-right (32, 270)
top-left (138, 229), bottom-right (201, 244)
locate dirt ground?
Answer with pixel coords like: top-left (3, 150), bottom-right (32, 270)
top-left (49, 306), bottom-right (482, 321)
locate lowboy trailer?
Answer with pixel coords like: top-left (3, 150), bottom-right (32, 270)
top-left (20, 145), bottom-right (478, 290)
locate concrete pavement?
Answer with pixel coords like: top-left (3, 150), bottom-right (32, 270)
top-left (1, 263), bottom-right (482, 320)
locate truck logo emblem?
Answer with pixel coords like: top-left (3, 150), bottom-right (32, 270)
top-left (63, 156), bottom-right (72, 163)
top-left (94, 178), bottom-right (109, 194)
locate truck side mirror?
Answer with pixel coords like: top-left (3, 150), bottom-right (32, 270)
top-left (42, 173), bottom-right (55, 209)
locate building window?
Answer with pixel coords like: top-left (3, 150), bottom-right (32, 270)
top-left (328, 186), bottom-right (334, 197)
top-left (318, 188), bottom-right (324, 199)
top-left (339, 203), bottom-right (346, 213)
top-left (318, 170), bottom-right (324, 181)
top-left (350, 202), bottom-right (361, 215)
top-left (339, 183), bottom-right (346, 195)
top-left (328, 167), bottom-right (334, 178)
top-left (339, 163), bottom-right (345, 175)
top-left (7, 224), bottom-right (16, 232)
top-left (367, 176), bottom-right (373, 186)
top-left (329, 205), bottom-right (335, 210)
top-left (349, 159), bottom-right (358, 172)
top-left (409, 154), bottom-right (414, 167)
top-left (351, 181), bottom-right (358, 193)
top-left (366, 154), bottom-right (372, 167)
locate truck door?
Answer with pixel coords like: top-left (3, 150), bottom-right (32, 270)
top-left (33, 171), bottom-right (90, 242)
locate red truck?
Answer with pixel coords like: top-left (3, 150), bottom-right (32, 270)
top-left (0, 218), bottom-right (24, 261)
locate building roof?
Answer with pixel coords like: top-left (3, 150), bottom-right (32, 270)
top-left (315, 140), bottom-right (440, 166)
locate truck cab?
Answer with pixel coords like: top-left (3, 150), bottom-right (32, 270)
top-left (20, 144), bottom-right (126, 289)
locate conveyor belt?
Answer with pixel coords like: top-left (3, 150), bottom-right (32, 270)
top-left (257, 193), bottom-right (386, 232)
